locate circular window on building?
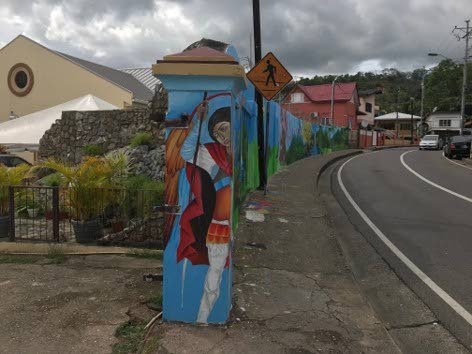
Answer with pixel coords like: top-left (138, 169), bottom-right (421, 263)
top-left (8, 63), bottom-right (34, 97)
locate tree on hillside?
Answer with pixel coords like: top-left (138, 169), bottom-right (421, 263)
top-left (297, 60), bottom-right (471, 119)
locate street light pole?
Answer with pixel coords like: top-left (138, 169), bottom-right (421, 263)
top-left (459, 20), bottom-right (470, 135)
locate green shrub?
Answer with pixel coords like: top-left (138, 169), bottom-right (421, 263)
top-left (40, 172), bottom-right (64, 187)
top-left (130, 132), bottom-right (153, 148)
top-left (123, 175), bottom-right (164, 218)
top-left (82, 144), bottom-right (105, 156)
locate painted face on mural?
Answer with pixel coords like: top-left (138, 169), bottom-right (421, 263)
top-left (213, 121), bottom-right (230, 147)
top-left (208, 107), bottom-right (231, 149)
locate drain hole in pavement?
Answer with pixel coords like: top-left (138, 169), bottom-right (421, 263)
top-left (143, 274), bottom-right (163, 282)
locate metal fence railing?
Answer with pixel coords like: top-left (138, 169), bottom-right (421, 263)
top-left (1, 186), bottom-right (164, 247)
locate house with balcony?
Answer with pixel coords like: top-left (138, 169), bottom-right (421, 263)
top-left (425, 112), bottom-right (462, 138)
top-left (282, 83), bottom-right (361, 129)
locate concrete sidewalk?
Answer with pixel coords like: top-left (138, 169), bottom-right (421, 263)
top-left (153, 150), bottom-right (400, 353)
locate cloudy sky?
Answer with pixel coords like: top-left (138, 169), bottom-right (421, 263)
top-left (0, 0), bottom-right (470, 77)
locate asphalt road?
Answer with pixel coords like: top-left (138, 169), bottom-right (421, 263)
top-left (333, 147), bottom-right (472, 348)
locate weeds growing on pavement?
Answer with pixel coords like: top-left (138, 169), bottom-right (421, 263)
top-left (0, 254), bottom-right (40, 264)
top-left (146, 293), bottom-right (163, 311)
top-left (46, 247), bottom-right (67, 264)
top-left (112, 322), bottom-right (146, 354)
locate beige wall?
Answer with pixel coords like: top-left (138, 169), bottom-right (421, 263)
top-left (359, 95), bottom-right (376, 124)
top-left (0, 36), bottom-right (133, 123)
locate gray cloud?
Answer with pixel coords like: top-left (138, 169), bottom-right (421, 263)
top-left (0, 0), bottom-right (469, 76)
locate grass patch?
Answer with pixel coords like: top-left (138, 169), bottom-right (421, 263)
top-left (0, 254), bottom-right (40, 264)
top-left (46, 247), bottom-right (67, 264)
top-left (112, 322), bottom-right (146, 354)
top-left (82, 144), bottom-right (105, 157)
top-left (130, 132), bottom-right (153, 148)
top-left (146, 293), bottom-right (162, 311)
top-left (141, 336), bottom-right (160, 354)
top-left (126, 249), bottom-right (163, 261)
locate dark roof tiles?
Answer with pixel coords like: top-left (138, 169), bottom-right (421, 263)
top-left (56, 51), bottom-right (153, 102)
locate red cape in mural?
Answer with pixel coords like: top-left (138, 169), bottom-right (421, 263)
top-left (177, 142), bottom-right (232, 266)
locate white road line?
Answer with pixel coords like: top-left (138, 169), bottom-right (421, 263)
top-left (442, 151), bottom-right (472, 172)
top-left (400, 150), bottom-right (472, 204)
top-left (338, 153), bottom-right (472, 327)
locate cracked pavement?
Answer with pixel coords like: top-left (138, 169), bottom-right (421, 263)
top-left (155, 151), bottom-right (402, 353)
top-left (0, 255), bottom-right (162, 354)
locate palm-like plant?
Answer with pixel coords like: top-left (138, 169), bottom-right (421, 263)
top-left (0, 164), bottom-right (31, 216)
top-left (43, 156), bottom-right (131, 221)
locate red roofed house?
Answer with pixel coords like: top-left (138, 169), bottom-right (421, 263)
top-left (282, 83), bottom-right (361, 129)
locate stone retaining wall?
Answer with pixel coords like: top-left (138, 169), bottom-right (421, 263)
top-left (39, 109), bottom-right (165, 166)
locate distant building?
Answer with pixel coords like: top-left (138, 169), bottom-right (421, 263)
top-left (374, 112), bottom-right (421, 139)
top-left (0, 35), bottom-right (153, 123)
top-left (358, 88), bottom-right (383, 126)
top-left (425, 112), bottom-right (462, 137)
top-left (282, 83), bottom-right (361, 129)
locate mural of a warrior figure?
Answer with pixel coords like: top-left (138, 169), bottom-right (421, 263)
top-left (179, 106), bottom-right (232, 323)
top-left (163, 94), bottom-right (233, 324)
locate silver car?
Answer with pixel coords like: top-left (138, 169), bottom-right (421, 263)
top-left (419, 135), bottom-right (442, 150)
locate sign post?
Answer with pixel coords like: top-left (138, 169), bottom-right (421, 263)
top-left (247, 52), bottom-right (292, 191)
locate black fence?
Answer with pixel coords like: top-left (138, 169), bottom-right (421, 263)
top-left (1, 186), bottom-right (164, 247)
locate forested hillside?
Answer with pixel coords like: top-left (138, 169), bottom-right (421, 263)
top-left (297, 60), bottom-right (471, 118)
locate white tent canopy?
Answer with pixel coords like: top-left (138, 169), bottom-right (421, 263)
top-left (0, 94), bottom-right (118, 149)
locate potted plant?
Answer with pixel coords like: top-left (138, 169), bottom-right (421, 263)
top-left (0, 163), bottom-right (31, 238)
top-left (43, 154), bottom-right (130, 243)
top-left (27, 200), bottom-right (41, 218)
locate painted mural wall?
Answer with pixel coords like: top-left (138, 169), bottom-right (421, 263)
top-left (265, 100), bottom-right (350, 178)
top-left (159, 43), bottom-right (349, 326)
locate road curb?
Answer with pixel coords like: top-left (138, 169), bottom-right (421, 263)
top-left (315, 150), bottom-right (363, 185)
top-left (369, 144), bottom-right (415, 151)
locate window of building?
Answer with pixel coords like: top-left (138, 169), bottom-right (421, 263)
top-left (8, 63), bottom-right (34, 97)
top-left (290, 93), bottom-right (304, 103)
top-left (439, 119), bottom-right (451, 127)
top-left (365, 102), bottom-right (372, 113)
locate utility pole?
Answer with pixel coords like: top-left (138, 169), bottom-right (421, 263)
top-left (330, 76), bottom-right (339, 125)
top-left (410, 97), bottom-right (414, 145)
top-left (420, 69), bottom-right (425, 122)
top-left (252, 0), bottom-right (266, 189)
top-left (453, 19), bottom-right (471, 135)
top-left (395, 89), bottom-right (399, 143)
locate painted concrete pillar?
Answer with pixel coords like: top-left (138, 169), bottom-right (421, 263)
top-left (153, 47), bottom-right (246, 324)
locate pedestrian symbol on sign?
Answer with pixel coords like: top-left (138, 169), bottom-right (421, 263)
top-left (263, 59), bottom-right (277, 86)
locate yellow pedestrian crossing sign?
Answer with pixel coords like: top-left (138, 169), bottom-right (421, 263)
top-left (246, 52), bottom-right (293, 101)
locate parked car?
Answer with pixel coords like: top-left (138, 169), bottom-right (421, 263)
top-left (419, 134), bottom-right (443, 150)
top-left (443, 136), bottom-right (472, 160)
top-left (0, 154), bottom-right (31, 167)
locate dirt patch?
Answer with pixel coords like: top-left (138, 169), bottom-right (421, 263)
top-left (0, 254), bottom-right (162, 354)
